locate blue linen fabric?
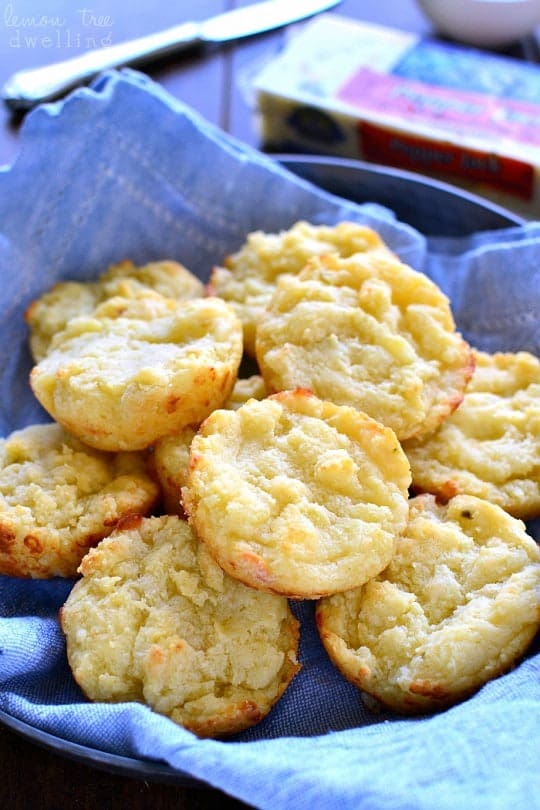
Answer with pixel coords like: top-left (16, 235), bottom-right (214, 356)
top-left (0, 69), bottom-right (538, 809)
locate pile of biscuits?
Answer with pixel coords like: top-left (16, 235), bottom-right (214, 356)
top-left (1, 225), bottom-right (539, 737)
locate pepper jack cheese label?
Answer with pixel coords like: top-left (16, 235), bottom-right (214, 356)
top-left (254, 14), bottom-right (540, 214)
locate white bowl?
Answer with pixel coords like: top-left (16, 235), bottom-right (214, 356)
top-left (415, 0), bottom-right (540, 48)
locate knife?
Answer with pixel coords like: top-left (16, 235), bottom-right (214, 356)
top-left (2, 0), bottom-right (341, 110)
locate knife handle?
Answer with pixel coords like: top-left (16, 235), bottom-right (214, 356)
top-left (2, 21), bottom-right (202, 111)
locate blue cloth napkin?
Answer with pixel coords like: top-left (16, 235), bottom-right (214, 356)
top-left (0, 69), bottom-right (538, 810)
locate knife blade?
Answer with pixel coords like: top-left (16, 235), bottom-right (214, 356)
top-left (2, 0), bottom-right (341, 111)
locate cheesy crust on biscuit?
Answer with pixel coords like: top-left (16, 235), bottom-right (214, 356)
top-left (26, 259), bottom-right (203, 362)
top-left (404, 350), bottom-right (540, 519)
top-left (30, 291), bottom-right (242, 451)
top-left (61, 515), bottom-right (300, 737)
top-left (209, 220), bottom-right (394, 355)
top-left (0, 423), bottom-right (159, 578)
top-left (183, 389), bottom-right (411, 599)
top-left (256, 252), bottom-right (473, 441)
top-left (316, 493), bottom-right (540, 714)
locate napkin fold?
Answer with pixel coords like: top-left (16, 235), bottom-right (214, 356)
top-left (0, 69), bottom-right (538, 810)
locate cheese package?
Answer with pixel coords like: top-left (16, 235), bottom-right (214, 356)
top-left (254, 15), bottom-right (540, 216)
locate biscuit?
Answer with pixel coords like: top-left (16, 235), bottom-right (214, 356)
top-left (403, 350), bottom-right (540, 519)
top-left (102, 259), bottom-right (204, 300)
top-left (26, 259), bottom-right (204, 361)
top-left (30, 290), bottom-right (243, 452)
top-left (0, 423), bottom-right (159, 578)
top-left (151, 427), bottom-right (197, 516)
top-left (60, 514), bottom-right (300, 737)
top-left (316, 493), bottom-right (540, 714)
top-left (209, 220), bottom-right (394, 355)
top-left (151, 377), bottom-right (268, 515)
top-left (225, 374), bottom-right (268, 410)
top-left (256, 253), bottom-right (474, 441)
top-left (183, 389), bottom-right (411, 599)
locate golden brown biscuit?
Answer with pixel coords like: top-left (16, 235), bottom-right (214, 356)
top-left (403, 350), bottom-right (540, 519)
top-left (30, 290), bottom-right (243, 452)
top-left (0, 423), bottom-right (159, 578)
top-left (102, 259), bottom-right (203, 300)
top-left (183, 389), bottom-right (411, 599)
top-left (316, 493), bottom-right (540, 714)
top-left (25, 259), bottom-right (204, 361)
top-left (256, 253), bottom-right (474, 441)
top-left (151, 376), bottom-right (268, 515)
top-left (60, 514), bottom-right (300, 737)
top-left (209, 220), bottom-right (394, 354)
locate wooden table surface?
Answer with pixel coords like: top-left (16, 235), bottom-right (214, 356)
top-left (0, 1), bottom-right (534, 807)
